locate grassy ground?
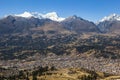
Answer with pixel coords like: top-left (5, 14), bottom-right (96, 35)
top-left (29, 68), bottom-right (90, 80)
top-left (28, 68), bottom-right (120, 80)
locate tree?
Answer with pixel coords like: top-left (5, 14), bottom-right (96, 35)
top-left (32, 74), bottom-right (37, 80)
top-left (51, 66), bottom-right (56, 71)
top-left (26, 72), bottom-right (29, 80)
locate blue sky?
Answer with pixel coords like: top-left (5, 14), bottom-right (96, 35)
top-left (0, 0), bottom-right (120, 22)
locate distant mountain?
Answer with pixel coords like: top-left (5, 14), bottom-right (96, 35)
top-left (0, 13), bottom-right (99, 35)
top-left (99, 14), bottom-right (120, 22)
top-left (1, 12), bottom-right (120, 35)
top-left (61, 15), bottom-right (99, 33)
top-left (0, 15), bottom-right (52, 34)
top-left (97, 14), bottom-right (120, 33)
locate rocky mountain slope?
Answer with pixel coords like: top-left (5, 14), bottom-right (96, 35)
top-left (0, 12), bottom-right (120, 60)
top-left (62, 15), bottom-right (99, 33)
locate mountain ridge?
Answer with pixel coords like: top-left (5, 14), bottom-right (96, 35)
top-left (1, 12), bottom-right (120, 34)
top-left (0, 13), bottom-right (99, 35)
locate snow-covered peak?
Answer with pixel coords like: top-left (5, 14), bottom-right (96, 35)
top-left (15, 12), bottom-right (33, 18)
top-left (43, 12), bottom-right (65, 21)
top-left (14, 11), bottom-right (65, 22)
top-left (99, 13), bottom-right (120, 22)
top-left (44, 12), bottom-right (58, 18)
top-left (68, 15), bottom-right (78, 19)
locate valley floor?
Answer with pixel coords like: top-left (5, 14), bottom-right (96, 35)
top-left (0, 54), bottom-right (120, 77)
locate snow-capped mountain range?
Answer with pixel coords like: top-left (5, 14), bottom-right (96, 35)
top-left (1, 11), bottom-right (120, 34)
top-left (3, 11), bottom-right (120, 23)
top-left (14, 11), bottom-right (65, 22)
